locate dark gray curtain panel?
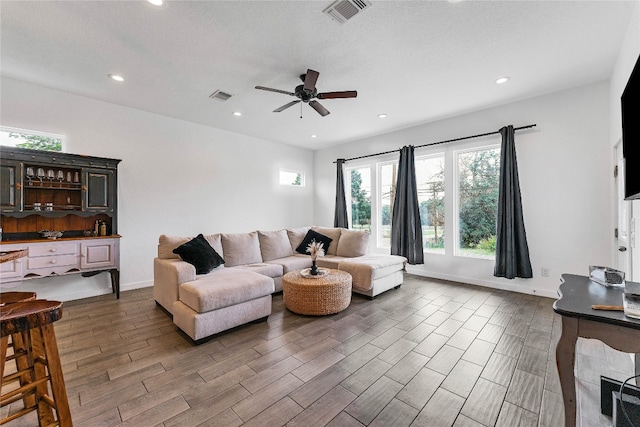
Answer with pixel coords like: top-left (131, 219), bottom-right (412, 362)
top-left (494, 125), bottom-right (533, 279)
top-left (334, 158), bottom-right (349, 228)
top-left (391, 146), bottom-right (424, 264)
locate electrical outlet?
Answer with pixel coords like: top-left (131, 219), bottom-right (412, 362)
top-left (541, 267), bottom-right (550, 277)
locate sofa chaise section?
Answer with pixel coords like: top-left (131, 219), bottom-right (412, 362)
top-left (172, 268), bottom-right (274, 343)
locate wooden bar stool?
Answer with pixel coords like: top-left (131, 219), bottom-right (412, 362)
top-left (0, 292), bottom-right (38, 414)
top-left (1, 300), bottom-right (72, 427)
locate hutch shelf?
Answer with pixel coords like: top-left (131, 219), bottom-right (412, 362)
top-left (1, 146), bottom-right (122, 298)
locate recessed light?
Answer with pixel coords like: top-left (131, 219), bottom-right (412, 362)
top-left (148, 0), bottom-right (163, 5)
top-left (495, 76), bottom-right (510, 84)
top-left (377, 113), bottom-right (387, 118)
top-left (232, 111), bottom-right (242, 117)
top-left (310, 134), bottom-right (317, 138)
top-left (108, 74), bottom-right (124, 82)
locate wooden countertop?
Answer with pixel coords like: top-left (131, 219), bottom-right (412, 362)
top-left (0, 249), bottom-right (28, 263)
top-left (0, 235), bottom-right (122, 245)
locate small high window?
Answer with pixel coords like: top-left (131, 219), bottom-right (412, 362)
top-left (279, 169), bottom-right (304, 187)
top-left (0, 127), bottom-right (64, 152)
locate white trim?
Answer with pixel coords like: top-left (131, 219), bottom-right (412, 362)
top-left (405, 267), bottom-right (558, 299)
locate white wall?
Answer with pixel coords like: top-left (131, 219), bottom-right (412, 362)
top-left (314, 81), bottom-right (612, 298)
top-left (1, 77), bottom-right (314, 301)
top-left (610, 1), bottom-right (640, 281)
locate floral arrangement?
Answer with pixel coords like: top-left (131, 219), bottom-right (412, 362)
top-left (306, 239), bottom-right (325, 261)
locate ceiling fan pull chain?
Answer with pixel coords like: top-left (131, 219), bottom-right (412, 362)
top-left (300, 102), bottom-right (303, 119)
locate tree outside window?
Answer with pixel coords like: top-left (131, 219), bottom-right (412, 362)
top-left (0, 129), bottom-right (63, 152)
top-left (349, 168), bottom-right (371, 231)
top-left (457, 146), bottom-right (500, 257)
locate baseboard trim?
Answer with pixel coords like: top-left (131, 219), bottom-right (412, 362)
top-left (404, 268), bottom-right (558, 299)
top-left (120, 280), bottom-right (153, 292)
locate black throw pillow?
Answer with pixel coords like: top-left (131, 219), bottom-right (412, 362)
top-left (173, 234), bottom-right (225, 274)
top-left (295, 229), bottom-right (333, 255)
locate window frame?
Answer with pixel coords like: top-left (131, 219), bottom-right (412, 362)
top-left (415, 152), bottom-right (446, 254)
top-left (376, 158), bottom-right (398, 249)
top-left (278, 168), bottom-right (305, 187)
top-left (0, 126), bottom-right (66, 152)
top-left (453, 142), bottom-right (501, 259)
top-left (344, 164), bottom-right (373, 232)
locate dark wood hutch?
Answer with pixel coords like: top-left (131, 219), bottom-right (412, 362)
top-left (0, 146), bottom-right (122, 298)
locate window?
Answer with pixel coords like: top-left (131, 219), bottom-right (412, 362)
top-left (378, 161), bottom-right (397, 247)
top-left (456, 145), bottom-right (500, 257)
top-left (349, 141), bottom-right (500, 260)
top-left (416, 155), bottom-right (445, 253)
top-left (376, 156), bottom-right (446, 252)
top-left (346, 167), bottom-right (371, 231)
top-left (0, 127), bottom-right (64, 152)
top-left (279, 169), bottom-right (304, 187)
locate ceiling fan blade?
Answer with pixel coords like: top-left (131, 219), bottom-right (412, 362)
top-left (273, 100), bottom-right (301, 112)
top-left (309, 100), bottom-right (330, 117)
top-left (317, 90), bottom-right (358, 99)
top-left (303, 69), bottom-right (319, 93)
top-left (255, 86), bottom-right (295, 96)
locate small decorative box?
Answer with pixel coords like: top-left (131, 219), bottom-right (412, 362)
top-left (589, 265), bottom-right (625, 287)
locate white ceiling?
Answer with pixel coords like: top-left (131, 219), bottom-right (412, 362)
top-left (0, 1), bottom-right (635, 150)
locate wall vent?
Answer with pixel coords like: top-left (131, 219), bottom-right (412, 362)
top-left (209, 90), bottom-right (233, 101)
top-left (323, 0), bottom-right (371, 24)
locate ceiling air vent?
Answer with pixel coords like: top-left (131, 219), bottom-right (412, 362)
top-left (323, 0), bottom-right (372, 24)
top-left (209, 90), bottom-right (233, 101)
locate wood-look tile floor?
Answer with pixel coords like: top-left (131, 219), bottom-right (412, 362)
top-left (1, 274), bottom-right (633, 426)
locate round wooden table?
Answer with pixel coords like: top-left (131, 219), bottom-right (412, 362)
top-left (283, 268), bottom-right (352, 315)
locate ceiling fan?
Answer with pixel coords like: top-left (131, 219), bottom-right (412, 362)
top-left (255, 69), bottom-right (357, 117)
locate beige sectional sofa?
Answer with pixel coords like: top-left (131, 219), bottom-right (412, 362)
top-left (154, 226), bottom-right (406, 343)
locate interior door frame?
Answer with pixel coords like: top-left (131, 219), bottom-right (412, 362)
top-left (615, 140), bottom-right (632, 278)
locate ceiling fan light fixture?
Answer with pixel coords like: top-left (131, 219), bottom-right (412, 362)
top-left (377, 113), bottom-right (388, 118)
top-left (310, 134), bottom-right (318, 138)
top-left (148, 0), bottom-right (163, 6)
top-left (495, 76), bottom-right (511, 84)
top-left (232, 111), bottom-right (242, 117)
top-left (108, 74), bottom-right (124, 82)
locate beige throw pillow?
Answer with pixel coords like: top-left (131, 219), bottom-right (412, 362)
top-left (258, 229), bottom-right (294, 261)
top-left (158, 235), bottom-right (191, 259)
top-left (221, 232), bottom-right (263, 267)
top-left (287, 226), bottom-right (311, 252)
top-left (336, 229), bottom-right (370, 257)
top-left (311, 226), bottom-right (343, 255)
top-left (202, 234), bottom-right (224, 257)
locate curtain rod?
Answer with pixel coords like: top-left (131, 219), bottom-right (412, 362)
top-left (335, 124), bottom-right (537, 163)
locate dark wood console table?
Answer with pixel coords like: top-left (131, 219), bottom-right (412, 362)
top-left (553, 274), bottom-right (640, 426)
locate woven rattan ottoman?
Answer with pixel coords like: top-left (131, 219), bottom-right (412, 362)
top-left (282, 268), bottom-right (352, 315)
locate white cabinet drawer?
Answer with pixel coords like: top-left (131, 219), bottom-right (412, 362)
top-left (29, 243), bottom-right (77, 257)
top-left (28, 254), bottom-right (78, 270)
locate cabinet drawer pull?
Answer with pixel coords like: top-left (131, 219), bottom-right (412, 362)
top-left (50, 248), bottom-right (57, 252)
top-left (50, 260), bottom-right (57, 264)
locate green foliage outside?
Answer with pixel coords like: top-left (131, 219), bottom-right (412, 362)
top-left (9, 132), bottom-right (62, 152)
top-left (349, 149), bottom-right (498, 256)
top-left (381, 205), bottom-right (391, 226)
top-left (458, 148), bottom-right (500, 256)
top-left (350, 170), bottom-right (371, 229)
top-left (292, 174), bottom-right (301, 186)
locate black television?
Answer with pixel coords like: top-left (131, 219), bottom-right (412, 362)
top-left (622, 53), bottom-right (640, 200)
